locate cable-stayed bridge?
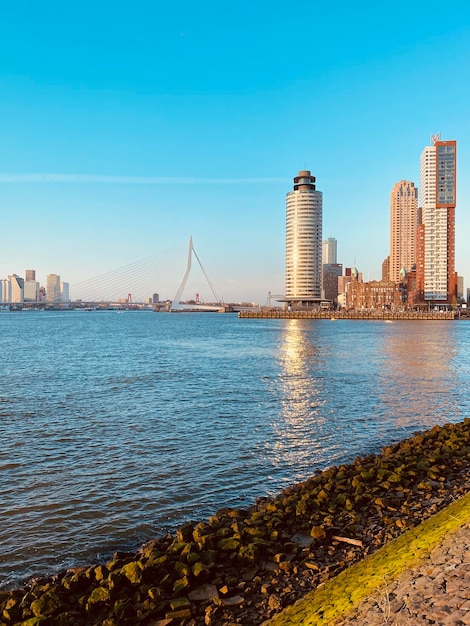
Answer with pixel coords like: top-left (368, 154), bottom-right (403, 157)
top-left (72, 237), bottom-right (225, 311)
top-left (1, 239), bottom-right (227, 311)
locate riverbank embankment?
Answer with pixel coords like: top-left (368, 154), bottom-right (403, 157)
top-left (1, 419), bottom-right (469, 625)
top-left (239, 309), bottom-right (458, 320)
top-left (268, 489), bottom-right (470, 625)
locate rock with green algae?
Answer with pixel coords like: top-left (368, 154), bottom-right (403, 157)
top-left (238, 542), bottom-right (260, 564)
top-left (120, 560), bottom-right (143, 584)
top-left (172, 575), bottom-right (190, 593)
top-left (169, 596), bottom-right (190, 610)
top-left (30, 590), bottom-right (62, 617)
top-left (16, 618), bottom-right (47, 626)
top-left (216, 537), bottom-right (240, 551)
top-left (86, 586), bottom-right (111, 608)
top-left (93, 564), bottom-right (109, 582)
top-left (0, 418), bottom-right (468, 626)
top-left (191, 561), bottom-right (210, 576)
top-left (174, 560), bottom-right (191, 578)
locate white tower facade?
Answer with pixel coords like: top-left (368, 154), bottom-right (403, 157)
top-left (419, 134), bottom-right (457, 302)
top-left (285, 170), bottom-right (323, 304)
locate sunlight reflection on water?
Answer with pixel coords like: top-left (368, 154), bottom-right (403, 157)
top-left (1, 312), bottom-right (469, 587)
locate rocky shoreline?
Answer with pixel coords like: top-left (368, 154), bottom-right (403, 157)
top-left (1, 419), bottom-right (469, 626)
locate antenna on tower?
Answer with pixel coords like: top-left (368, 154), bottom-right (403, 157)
top-left (430, 132), bottom-right (441, 145)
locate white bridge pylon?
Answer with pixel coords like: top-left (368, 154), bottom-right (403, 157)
top-left (171, 237), bottom-right (224, 312)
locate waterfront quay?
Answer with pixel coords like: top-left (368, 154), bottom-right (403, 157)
top-left (239, 308), bottom-right (458, 320)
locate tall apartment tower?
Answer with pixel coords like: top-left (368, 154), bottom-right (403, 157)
top-left (285, 170), bottom-right (323, 306)
top-left (417, 134), bottom-right (457, 302)
top-left (389, 180), bottom-right (418, 283)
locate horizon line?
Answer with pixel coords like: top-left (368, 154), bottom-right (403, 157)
top-left (0, 173), bottom-right (291, 184)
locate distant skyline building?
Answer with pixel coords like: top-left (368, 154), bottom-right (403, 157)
top-left (389, 180), bottom-right (418, 283)
top-left (382, 256), bottom-right (390, 282)
top-left (6, 274), bottom-right (24, 303)
top-left (0, 279), bottom-right (7, 303)
top-left (46, 274), bottom-right (61, 302)
top-left (417, 134), bottom-right (457, 302)
top-left (25, 269), bottom-right (36, 282)
top-left (61, 281), bottom-right (70, 303)
top-left (24, 279), bottom-right (39, 302)
top-left (285, 170), bottom-right (323, 306)
top-left (322, 237), bottom-right (339, 302)
top-left (322, 263), bottom-right (343, 305)
top-left (322, 237), bottom-right (337, 265)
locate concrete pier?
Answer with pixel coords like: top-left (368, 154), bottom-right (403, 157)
top-left (238, 309), bottom-right (458, 320)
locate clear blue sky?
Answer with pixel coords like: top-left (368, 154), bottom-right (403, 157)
top-left (1, 0), bottom-right (470, 303)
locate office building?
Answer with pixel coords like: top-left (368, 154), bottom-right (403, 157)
top-left (23, 269), bottom-right (39, 303)
top-left (7, 275), bottom-right (24, 303)
top-left (46, 274), bottom-right (61, 302)
top-left (323, 263), bottom-right (343, 305)
top-left (285, 170), bottom-right (323, 306)
top-left (389, 180), bottom-right (418, 283)
top-left (24, 279), bottom-right (39, 302)
top-left (61, 282), bottom-right (70, 303)
top-left (322, 237), bottom-right (337, 265)
top-left (0, 279), bottom-right (8, 303)
top-left (322, 237), bottom-right (340, 302)
top-left (417, 134), bottom-right (457, 303)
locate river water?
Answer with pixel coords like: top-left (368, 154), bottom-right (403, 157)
top-left (1, 310), bottom-right (469, 588)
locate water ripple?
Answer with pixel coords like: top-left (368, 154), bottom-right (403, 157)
top-left (0, 312), bottom-right (469, 588)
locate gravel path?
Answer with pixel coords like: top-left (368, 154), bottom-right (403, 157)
top-left (335, 521), bottom-right (470, 625)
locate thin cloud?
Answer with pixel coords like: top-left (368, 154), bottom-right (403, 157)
top-left (0, 173), bottom-right (289, 184)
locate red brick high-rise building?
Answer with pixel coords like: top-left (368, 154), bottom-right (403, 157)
top-left (417, 134), bottom-right (457, 304)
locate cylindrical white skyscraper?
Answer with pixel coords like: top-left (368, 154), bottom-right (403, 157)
top-left (285, 170), bottom-right (323, 305)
